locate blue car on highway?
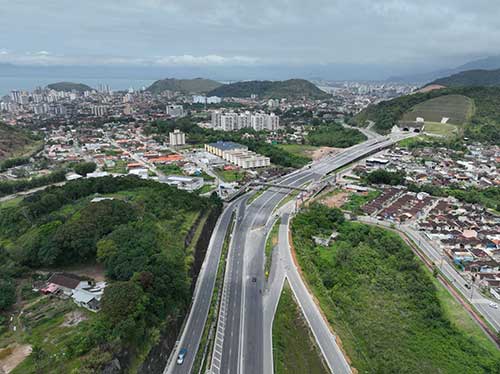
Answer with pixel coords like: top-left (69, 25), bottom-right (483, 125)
top-left (177, 348), bottom-right (188, 365)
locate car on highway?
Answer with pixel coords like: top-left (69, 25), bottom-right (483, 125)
top-left (177, 348), bottom-right (188, 365)
top-left (489, 302), bottom-right (498, 309)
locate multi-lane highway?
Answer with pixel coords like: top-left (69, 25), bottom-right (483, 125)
top-left (167, 133), bottom-right (413, 374)
top-left (218, 134), bottom-right (412, 374)
top-left (165, 196), bottom-right (246, 374)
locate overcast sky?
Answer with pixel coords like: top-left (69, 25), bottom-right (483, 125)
top-left (0, 0), bottom-right (498, 71)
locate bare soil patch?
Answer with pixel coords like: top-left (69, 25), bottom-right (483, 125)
top-left (0, 344), bottom-right (31, 373)
top-left (62, 310), bottom-right (88, 327)
top-left (321, 192), bottom-right (350, 208)
top-left (310, 147), bottom-right (342, 161)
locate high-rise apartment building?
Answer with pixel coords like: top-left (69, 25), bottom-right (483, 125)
top-left (169, 129), bottom-right (186, 146)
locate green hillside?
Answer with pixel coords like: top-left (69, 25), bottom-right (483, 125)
top-left (207, 79), bottom-right (330, 99)
top-left (401, 95), bottom-right (474, 125)
top-left (292, 204), bottom-right (500, 374)
top-left (352, 87), bottom-right (500, 144)
top-left (147, 78), bottom-right (222, 94)
top-left (432, 69), bottom-right (500, 87)
top-left (47, 82), bottom-right (93, 92)
top-left (0, 122), bottom-right (41, 160)
top-left (0, 176), bottom-right (221, 373)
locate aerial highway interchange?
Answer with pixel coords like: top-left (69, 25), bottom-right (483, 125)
top-left (165, 132), bottom-right (474, 374)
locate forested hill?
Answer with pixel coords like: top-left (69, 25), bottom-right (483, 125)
top-left (0, 176), bottom-right (222, 373)
top-left (0, 122), bottom-right (41, 160)
top-left (431, 69), bottom-right (500, 87)
top-left (47, 82), bottom-right (93, 92)
top-left (352, 86), bottom-right (500, 144)
top-left (146, 78), bottom-right (222, 94)
top-left (207, 79), bottom-right (330, 99)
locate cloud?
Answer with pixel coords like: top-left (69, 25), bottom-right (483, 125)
top-left (154, 54), bottom-right (259, 66)
top-left (0, 0), bottom-right (499, 71)
top-left (0, 50), bottom-right (260, 67)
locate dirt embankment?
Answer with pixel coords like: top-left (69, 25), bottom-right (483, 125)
top-left (310, 147), bottom-right (342, 161)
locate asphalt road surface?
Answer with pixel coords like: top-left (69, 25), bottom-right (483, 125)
top-left (220, 134), bottom-right (412, 374)
top-left (166, 133), bottom-right (412, 374)
top-left (166, 196), bottom-right (246, 374)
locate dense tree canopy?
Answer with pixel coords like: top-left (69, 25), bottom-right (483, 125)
top-left (291, 204), bottom-right (500, 373)
top-left (73, 162), bottom-right (97, 176)
top-left (0, 175), bottom-right (219, 372)
top-left (0, 278), bottom-right (16, 311)
top-left (307, 123), bottom-right (367, 147)
top-left (365, 169), bottom-right (406, 186)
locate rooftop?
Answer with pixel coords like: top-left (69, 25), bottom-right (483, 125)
top-left (207, 141), bottom-right (246, 151)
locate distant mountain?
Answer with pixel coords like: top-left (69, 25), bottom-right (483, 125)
top-left (146, 78), bottom-right (222, 95)
top-left (0, 122), bottom-right (40, 160)
top-left (431, 69), bottom-right (500, 87)
top-left (207, 79), bottom-right (330, 99)
top-left (47, 82), bottom-right (93, 92)
top-left (389, 55), bottom-right (500, 83)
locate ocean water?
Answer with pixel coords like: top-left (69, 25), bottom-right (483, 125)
top-left (0, 77), bottom-right (155, 96)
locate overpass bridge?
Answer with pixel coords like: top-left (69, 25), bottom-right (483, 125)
top-left (250, 181), bottom-right (308, 192)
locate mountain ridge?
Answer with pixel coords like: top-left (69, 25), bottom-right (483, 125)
top-left (430, 69), bottom-right (500, 87)
top-left (47, 82), bottom-right (93, 92)
top-left (207, 79), bottom-right (330, 99)
top-left (146, 78), bottom-right (222, 94)
top-left (388, 55), bottom-right (500, 83)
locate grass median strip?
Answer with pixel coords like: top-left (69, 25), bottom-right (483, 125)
top-left (265, 219), bottom-right (280, 279)
top-left (272, 281), bottom-right (329, 374)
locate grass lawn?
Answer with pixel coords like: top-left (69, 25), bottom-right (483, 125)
top-left (397, 135), bottom-right (431, 148)
top-left (157, 164), bottom-right (184, 175)
top-left (423, 121), bottom-right (460, 137)
top-left (216, 169), bottom-right (246, 183)
top-left (431, 274), bottom-right (497, 351)
top-left (196, 184), bottom-right (216, 195)
top-left (104, 159), bottom-right (127, 174)
top-left (0, 196), bottom-right (23, 209)
top-left (291, 204), bottom-right (500, 374)
top-left (401, 94), bottom-right (474, 125)
top-left (276, 144), bottom-right (318, 159)
top-left (273, 282), bottom-right (329, 374)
